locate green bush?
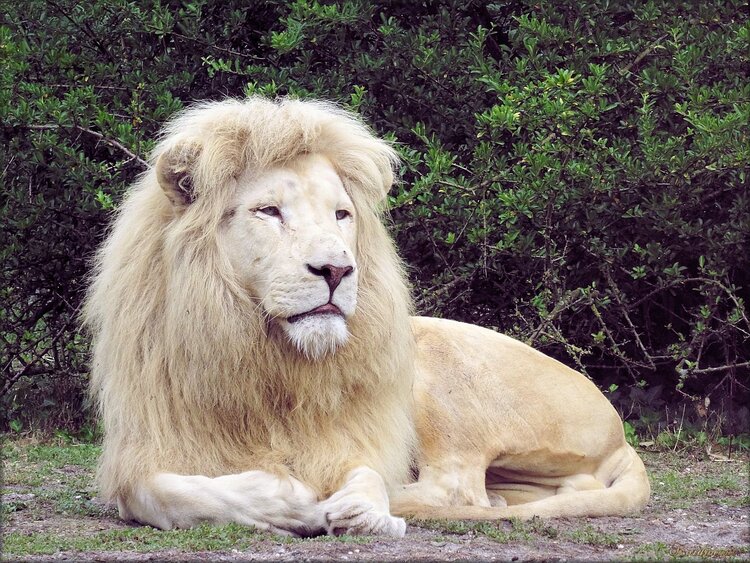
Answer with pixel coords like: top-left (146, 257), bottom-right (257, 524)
top-left (2, 0), bottom-right (748, 434)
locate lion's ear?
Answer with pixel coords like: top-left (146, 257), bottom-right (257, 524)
top-left (155, 139), bottom-right (203, 208)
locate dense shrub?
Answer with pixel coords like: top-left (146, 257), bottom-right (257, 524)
top-left (1, 0), bottom-right (748, 435)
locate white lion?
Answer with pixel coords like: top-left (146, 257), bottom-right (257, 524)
top-left (83, 97), bottom-right (650, 537)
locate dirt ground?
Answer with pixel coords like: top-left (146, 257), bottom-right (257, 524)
top-left (3, 446), bottom-right (749, 561)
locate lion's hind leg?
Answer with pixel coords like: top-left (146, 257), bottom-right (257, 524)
top-left (484, 468), bottom-right (604, 506)
top-left (119, 471), bottom-right (325, 536)
top-left (392, 445), bottom-right (650, 521)
top-left (485, 482), bottom-right (553, 507)
top-left (390, 455), bottom-right (493, 514)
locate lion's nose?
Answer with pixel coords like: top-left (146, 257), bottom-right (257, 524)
top-left (307, 263), bottom-right (354, 293)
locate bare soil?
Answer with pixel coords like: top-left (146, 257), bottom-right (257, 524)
top-left (3, 448), bottom-right (749, 561)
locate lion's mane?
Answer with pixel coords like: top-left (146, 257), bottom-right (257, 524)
top-left (83, 97), bottom-right (416, 502)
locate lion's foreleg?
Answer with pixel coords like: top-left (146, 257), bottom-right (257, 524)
top-left (118, 471), bottom-right (325, 536)
top-left (320, 466), bottom-right (406, 537)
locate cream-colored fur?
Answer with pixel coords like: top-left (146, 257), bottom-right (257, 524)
top-left (391, 317), bottom-right (650, 520)
top-left (84, 97), bottom-right (649, 537)
top-left (84, 97), bottom-right (414, 536)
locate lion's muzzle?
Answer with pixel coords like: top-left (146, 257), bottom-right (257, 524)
top-left (287, 302), bottom-right (344, 324)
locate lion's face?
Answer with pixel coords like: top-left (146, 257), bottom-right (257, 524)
top-left (220, 153), bottom-right (358, 360)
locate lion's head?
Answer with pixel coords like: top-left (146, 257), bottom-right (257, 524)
top-left (192, 152), bottom-right (358, 360)
top-left (141, 97), bottom-right (404, 360)
top-left (84, 97), bottom-right (416, 499)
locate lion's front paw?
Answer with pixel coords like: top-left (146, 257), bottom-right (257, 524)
top-left (324, 499), bottom-right (406, 537)
top-left (321, 466), bottom-right (405, 537)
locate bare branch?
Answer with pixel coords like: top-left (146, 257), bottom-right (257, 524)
top-left (25, 124), bottom-right (149, 169)
top-left (687, 361), bottom-right (750, 375)
top-left (170, 32), bottom-right (267, 62)
top-left (619, 33), bottom-right (669, 75)
top-left (1, 305), bottom-right (82, 396)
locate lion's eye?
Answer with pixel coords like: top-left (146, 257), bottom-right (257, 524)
top-left (336, 209), bottom-right (351, 220)
top-left (258, 206), bottom-right (282, 218)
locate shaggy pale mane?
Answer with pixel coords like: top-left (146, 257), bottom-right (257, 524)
top-left (83, 97), bottom-right (417, 503)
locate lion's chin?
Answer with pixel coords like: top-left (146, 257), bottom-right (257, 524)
top-left (283, 314), bottom-right (349, 361)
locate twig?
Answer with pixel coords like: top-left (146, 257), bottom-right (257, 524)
top-left (598, 259), bottom-right (657, 370)
top-left (170, 32), bottom-right (267, 62)
top-left (2, 153), bottom-right (16, 179)
top-left (48, 83), bottom-right (129, 91)
top-left (46, 0), bottom-right (117, 65)
top-left (2, 305), bottom-right (82, 396)
top-left (417, 220), bottom-right (455, 277)
top-left (526, 289), bottom-right (586, 346)
top-left (619, 33), bottom-right (669, 75)
top-left (25, 124), bottom-right (149, 169)
top-left (688, 361), bottom-right (750, 375)
top-left (673, 403), bottom-right (686, 452)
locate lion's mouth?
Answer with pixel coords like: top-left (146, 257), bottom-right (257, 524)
top-left (287, 303), bottom-right (343, 324)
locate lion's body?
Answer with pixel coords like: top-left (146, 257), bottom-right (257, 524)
top-left (396, 317), bottom-right (650, 519)
top-left (84, 97), bottom-right (649, 536)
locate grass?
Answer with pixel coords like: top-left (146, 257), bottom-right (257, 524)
top-left (4, 522), bottom-right (288, 555)
top-left (2, 439), bottom-right (107, 521)
top-left (631, 542), bottom-right (750, 561)
top-left (646, 454), bottom-right (746, 510)
top-left (2, 437), bottom-right (749, 558)
top-left (566, 524), bottom-right (623, 547)
top-left (410, 517), bottom-right (550, 543)
top-left (3, 440), bottom-right (99, 486)
top-left (413, 518), bottom-right (629, 548)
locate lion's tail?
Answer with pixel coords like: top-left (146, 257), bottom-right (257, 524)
top-left (391, 445), bottom-right (650, 521)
